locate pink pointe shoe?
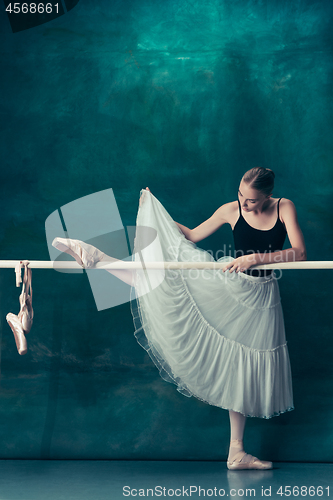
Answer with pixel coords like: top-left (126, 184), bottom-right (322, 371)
top-left (6, 313), bottom-right (27, 355)
top-left (6, 261), bottom-right (33, 356)
top-left (227, 450), bottom-right (273, 470)
top-left (52, 237), bottom-right (105, 269)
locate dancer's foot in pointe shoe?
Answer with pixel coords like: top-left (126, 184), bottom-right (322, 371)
top-left (52, 237), bottom-right (106, 269)
top-left (227, 451), bottom-right (273, 470)
top-left (227, 439), bottom-right (273, 470)
top-left (6, 313), bottom-right (28, 355)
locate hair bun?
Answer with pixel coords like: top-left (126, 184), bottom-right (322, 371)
top-left (243, 167), bottom-right (275, 196)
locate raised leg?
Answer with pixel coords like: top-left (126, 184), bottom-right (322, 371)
top-left (52, 237), bottom-right (136, 287)
top-left (99, 253), bottom-right (135, 287)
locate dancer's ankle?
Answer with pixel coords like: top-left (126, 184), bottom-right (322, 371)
top-left (100, 253), bottom-right (114, 263)
top-left (230, 438), bottom-right (244, 447)
top-left (228, 439), bottom-right (244, 462)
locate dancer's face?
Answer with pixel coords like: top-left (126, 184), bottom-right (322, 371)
top-left (238, 180), bottom-right (271, 213)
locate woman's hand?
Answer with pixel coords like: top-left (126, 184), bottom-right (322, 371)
top-left (139, 187), bottom-right (151, 206)
top-left (222, 254), bottom-right (257, 273)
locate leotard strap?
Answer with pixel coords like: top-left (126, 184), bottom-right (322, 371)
top-left (277, 198), bottom-right (282, 221)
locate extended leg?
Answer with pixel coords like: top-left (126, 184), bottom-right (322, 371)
top-left (52, 237), bottom-right (135, 287)
top-left (100, 253), bottom-right (134, 287)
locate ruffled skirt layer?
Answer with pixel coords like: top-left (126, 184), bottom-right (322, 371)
top-left (130, 191), bottom-right (294, 419)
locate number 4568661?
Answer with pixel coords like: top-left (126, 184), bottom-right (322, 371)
top-left (277, 485), bottom-right (329, 496)
top-left (6, 3), bottom-right (59, 14)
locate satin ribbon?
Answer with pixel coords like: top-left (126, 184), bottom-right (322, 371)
top-left (15, 260), bottom-right (30, 287)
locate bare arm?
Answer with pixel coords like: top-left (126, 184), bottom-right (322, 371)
top-left (176, 203), bottom-right (231, 243)
top-left (141, 187), bottom-right (231, 244)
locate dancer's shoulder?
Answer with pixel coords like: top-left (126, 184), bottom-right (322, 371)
top-left (216, 200), bottom-right (238, 210)
top-left (278, 198), bottom-right (298, 225)
top-left (217, 200), bottom-right (239, 215)
top-left (213, 200), bottom-right (239, 224)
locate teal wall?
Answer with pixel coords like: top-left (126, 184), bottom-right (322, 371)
top-left (0, 0), bottom-right (333, 460)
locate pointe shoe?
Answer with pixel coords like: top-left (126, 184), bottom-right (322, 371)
top-left (6, 313), bottom-right (28, 355)
top-left (52, 237), bottom-right (105, 269)
top-left (6, 262), bottom-right (32, 355)
top-left (18, 262), bottom-right (33, 334)
top-left (227, 450), bottom-right (273, 470)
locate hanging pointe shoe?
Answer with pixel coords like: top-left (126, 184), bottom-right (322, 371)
top-left (18, 262), bottom-right (33, 334)
top-left (52, 237), bottom-right (106, 269)
top-left (6, 313), bottom-right (27, 355)
top-left (6, 261), bottom-right (26, 355)
top-left (6, 261), bottom-right (32, 356)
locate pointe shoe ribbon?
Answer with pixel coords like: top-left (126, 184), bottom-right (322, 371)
top-left (15, 261), bottom-right (23, 287)
top-left (227, 450), bottom-right (273, 470)
top-left (19, 261), bottom-right (33, 334)
top-left (52, 237), bottom-right (105, 269)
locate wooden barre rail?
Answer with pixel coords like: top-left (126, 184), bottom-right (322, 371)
top-left (0, 260), bottom-right (332, 270)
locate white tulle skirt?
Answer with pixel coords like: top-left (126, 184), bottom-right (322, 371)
top-left (130, 190), bottom-right (294, 419)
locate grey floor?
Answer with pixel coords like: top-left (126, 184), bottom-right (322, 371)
top-left (0, 461), bottom-right (332, 500)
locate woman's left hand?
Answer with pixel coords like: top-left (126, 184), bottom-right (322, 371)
top-left (222, 254), bottom-right (257, 273)
top-left (139, 187), bottom-right (151, 207)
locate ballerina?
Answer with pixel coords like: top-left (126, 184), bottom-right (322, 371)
top-left (52, 167), bottom-right (306, 470)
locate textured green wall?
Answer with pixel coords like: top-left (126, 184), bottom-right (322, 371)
top-left (0, 0), bottom-right (333, 460)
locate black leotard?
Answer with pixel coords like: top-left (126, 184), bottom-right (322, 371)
top-left (232, 198), bottom-right (287, 277)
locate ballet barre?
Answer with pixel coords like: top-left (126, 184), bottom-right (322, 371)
top-left (0, 260), bottom-right (333, 270)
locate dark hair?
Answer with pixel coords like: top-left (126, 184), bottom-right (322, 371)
top-left (242, 167), bottom-right (275, 196)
